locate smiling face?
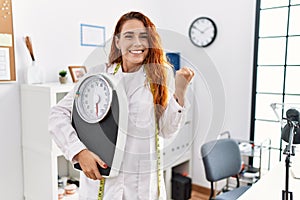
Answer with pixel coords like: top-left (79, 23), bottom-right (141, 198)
top-left (115, 19), bottom-right (149, 72)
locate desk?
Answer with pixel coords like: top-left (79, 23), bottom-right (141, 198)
top-left (238, 161), bottom-right (300, 199)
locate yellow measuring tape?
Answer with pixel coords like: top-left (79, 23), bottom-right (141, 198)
top-left (155, 123), bottom-right (161, 197)
top-left (97, 63), bottom-right (121, 200)
top-left (98, 178), bottom-right (105, 200)
top-left (97, 63), bottom-right (161, 199)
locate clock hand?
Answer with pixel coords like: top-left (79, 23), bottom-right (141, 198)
top-left (192, 26), bottom-right (204, 33)
top-left (202, 26), bottom-right (213, 33)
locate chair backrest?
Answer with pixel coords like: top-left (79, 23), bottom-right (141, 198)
top-left (201, 138), bottom-right (241, 182)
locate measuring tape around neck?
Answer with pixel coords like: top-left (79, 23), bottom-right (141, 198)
top-left (97, 63), bottom-right (120, 200)
top-left (97, 63), bottom-right (161, 199)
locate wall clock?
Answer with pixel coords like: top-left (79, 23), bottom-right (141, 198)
top-left (189, 17), bottom-right (217, 47)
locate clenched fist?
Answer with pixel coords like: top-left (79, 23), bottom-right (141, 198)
top-left (174, 66), bottom-right (194, 106)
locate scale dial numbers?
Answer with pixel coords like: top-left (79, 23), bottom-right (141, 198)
top-left (75, 74), bottom-right (112, 123)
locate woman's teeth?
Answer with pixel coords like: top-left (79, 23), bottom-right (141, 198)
top-left (130, 50), bottom-right (143, 54)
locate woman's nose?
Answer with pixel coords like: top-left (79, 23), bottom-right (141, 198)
top-left (133, 35), bottom-right (142, 46)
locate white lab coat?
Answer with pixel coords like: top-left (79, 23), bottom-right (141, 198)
top-left (49, 63), bottom-right (186, 200)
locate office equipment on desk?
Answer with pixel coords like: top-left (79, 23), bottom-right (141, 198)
top-left (271, 103), bottom-right (300, 158)
top-left (271, 103), bottom-right (300, 200)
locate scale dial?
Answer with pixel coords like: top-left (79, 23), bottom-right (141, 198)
top-left (75, 74), bottom-right (112, 123)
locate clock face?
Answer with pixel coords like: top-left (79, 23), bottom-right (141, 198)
top-left (189, 17), bottom-right (217, 47)
top-left (75, 74), bottom-right (112, 123)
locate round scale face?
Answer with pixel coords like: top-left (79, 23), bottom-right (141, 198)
top-left (189, 17), bottom-right (217, 47)
top-left (75, 74), bottom-right (112, 123)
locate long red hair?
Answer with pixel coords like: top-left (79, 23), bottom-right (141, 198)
top-left (108, 11), bottom-right (170, 120)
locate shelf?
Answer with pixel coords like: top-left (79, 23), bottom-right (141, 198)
top-left (223, 138), bottom-right (271, 190)
top-left (238, 138), bottom-right (271, 158)
top-left (21, 83), bottom-right (76, 200)
top-left (239, 167), bottom-right (260, 184)
top-left (240, 146), bottom-right (262, 157)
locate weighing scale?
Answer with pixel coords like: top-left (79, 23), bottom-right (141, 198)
top-left (72, 73), bottom-right (128, 178)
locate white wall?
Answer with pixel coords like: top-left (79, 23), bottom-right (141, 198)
top-left (0, 0), bottom-right (256, 199)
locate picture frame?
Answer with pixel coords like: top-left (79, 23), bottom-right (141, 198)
top-left (68, 66), bottom-right (87, 82)
top-left (80, 24), bottom-right (105, 47)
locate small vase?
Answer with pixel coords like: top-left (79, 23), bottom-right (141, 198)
top-left (25, 61), bottom-right (45, 84)
top-left (59, 76), bottom-right (67, 84)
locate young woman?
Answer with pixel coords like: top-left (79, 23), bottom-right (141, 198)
top-left (49, 11), bottom-right (194, 200)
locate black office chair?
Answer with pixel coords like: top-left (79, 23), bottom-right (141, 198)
top-left (201, 138), bottom-right (250, 200)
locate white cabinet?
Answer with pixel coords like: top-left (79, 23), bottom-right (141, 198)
top-left (21, 83), bottom-right (75, 200)
top-left (21, 82), bottom-right (193, 200)
top-left (163, 82), bottom-right (194, 199)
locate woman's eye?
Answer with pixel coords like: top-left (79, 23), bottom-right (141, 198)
top-left (140, 34), bottom-right (148, 39)
top-left (125, 35), bottom-right (133, 39)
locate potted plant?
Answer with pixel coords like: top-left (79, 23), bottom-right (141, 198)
top-left (59, 70), bottom-right (68, 84)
